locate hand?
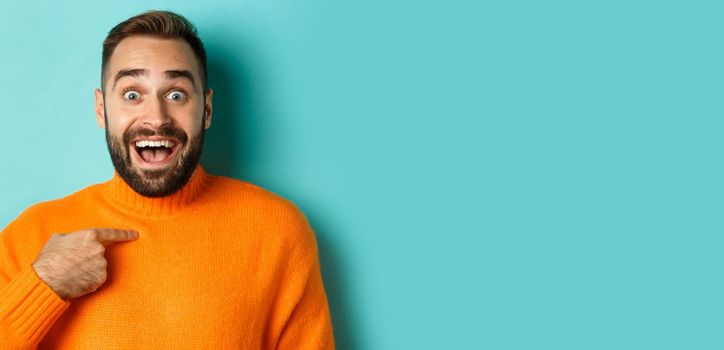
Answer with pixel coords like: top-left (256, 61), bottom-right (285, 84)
top-left (31, 228), bottom-right (139, 300)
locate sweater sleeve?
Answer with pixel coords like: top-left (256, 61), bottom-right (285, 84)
top-left (274, 209), bottom-right (335, 350)
top-left (0, 210), bottom-right (70, 349)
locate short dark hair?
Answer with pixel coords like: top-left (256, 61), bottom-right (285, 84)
top-left (101, 10), bottom-right (207, 92)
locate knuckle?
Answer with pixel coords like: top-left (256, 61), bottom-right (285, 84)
top-left (87, 284), bottom-right (99, 293)
top-left (85, 272), bottom-right (106, 290)
top-left (46, 233), bottom-right (62, 243)
top-left (97, 271), bottom-right (107, 284)
top-left (85, 244), bottom-right (104, 257)
top-left (86, 230), bottom-right (99, 240)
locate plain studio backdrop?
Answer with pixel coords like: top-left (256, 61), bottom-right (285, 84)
top-left (0, 1), bottom-right (722, 349)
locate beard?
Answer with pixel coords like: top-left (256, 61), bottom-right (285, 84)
top-left (104, 111), bottom-right (205, 198)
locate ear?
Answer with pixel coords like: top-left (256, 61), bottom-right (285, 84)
top-left (94, 89), bottom-right (106, 129)
top-left (204, 88), bottom-right (214, 129)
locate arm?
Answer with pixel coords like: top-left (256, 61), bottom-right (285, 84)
top-left (273, 210), bottom-right (335, 350)
top-left (0, 205), bottom-right (137, 349)
top-left (0, 210), bottom-right (69, 350)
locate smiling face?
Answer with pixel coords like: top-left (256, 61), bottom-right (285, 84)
top-left (95, 36), bottom-right (213, 197)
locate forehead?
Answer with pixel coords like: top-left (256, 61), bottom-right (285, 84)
top-left (107, 36), bottom-right (201, 83)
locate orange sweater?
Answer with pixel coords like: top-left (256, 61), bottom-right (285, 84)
top-left (0, 166), bottom-right (335, 349)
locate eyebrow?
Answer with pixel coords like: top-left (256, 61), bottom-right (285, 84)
top-left (112, 68), bottom-right (197, 90)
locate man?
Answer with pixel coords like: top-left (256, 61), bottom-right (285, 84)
top-left (0, 10), bottom-right (335, 349)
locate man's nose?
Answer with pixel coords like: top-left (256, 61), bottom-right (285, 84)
top-left (140, 96), bottom-right (171, 128)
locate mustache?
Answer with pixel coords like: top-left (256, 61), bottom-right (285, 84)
top-left (122, 126), bottom-right (188, 145)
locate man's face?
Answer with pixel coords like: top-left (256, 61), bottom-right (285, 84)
top-left (95, 36), bottom-right (213, 197)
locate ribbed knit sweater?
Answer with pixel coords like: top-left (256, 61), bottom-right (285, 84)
top-left (0, 165), bottom-right (335, 349)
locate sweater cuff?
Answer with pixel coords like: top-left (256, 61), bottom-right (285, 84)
top-left (0, 264), bottom-right (69, 344)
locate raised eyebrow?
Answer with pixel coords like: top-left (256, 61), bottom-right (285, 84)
top-left (165, 70), bottom-right (197, 89)
top-left (112, 68), bottom-right (148, 90)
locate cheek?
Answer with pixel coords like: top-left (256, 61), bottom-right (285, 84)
top-left (105, 118), bottom-right (133, 137)
top-left (172, 105), bottom-right (205, 130)
top-left (107, 128), bottom-right (129, 146)
top-left (104, 104), bottom-right (135, 125)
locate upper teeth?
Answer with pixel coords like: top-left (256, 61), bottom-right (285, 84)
top-left (135, 140), bottom-right (175, 148)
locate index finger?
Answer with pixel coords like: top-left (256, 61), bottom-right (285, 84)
top-left (93, 228), bottom-right (139, 244)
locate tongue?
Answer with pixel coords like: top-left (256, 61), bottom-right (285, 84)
top-left (140, 148), bottom-right (171, 162)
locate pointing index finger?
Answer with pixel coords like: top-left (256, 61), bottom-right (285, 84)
top-left (94, 229), bottom-right (139, 243)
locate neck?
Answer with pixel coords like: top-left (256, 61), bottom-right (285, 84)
top-left (103, 165), bottom-right (210, 216)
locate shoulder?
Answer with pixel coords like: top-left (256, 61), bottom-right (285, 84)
top-left (206, 175), bottom-right (316, 248)
top-left (15, 182), bottom-right (102, 221)
top-left (207, 175), bottom-right (308, 220)
top-left (1, 182), bottom-right (90, 233)
top-left (1, 180), bottom-right (111, 239)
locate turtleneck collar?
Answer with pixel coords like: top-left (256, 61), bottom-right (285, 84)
top-left (103, 165), bottom-right (210, 216)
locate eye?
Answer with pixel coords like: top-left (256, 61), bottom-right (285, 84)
top-left (123, 90), bottom-right (140, 101)
top-left (166, 90), bottom-right (186, 101)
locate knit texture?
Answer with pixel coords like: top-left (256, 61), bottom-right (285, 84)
top-left (0, 166), bottom-right (335, 349)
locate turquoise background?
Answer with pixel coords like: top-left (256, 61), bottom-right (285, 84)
top-left (0, 1), bottom-right (721, 348)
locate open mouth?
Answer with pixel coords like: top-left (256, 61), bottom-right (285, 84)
top-left (131, 138), bottom-right (181, 168)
